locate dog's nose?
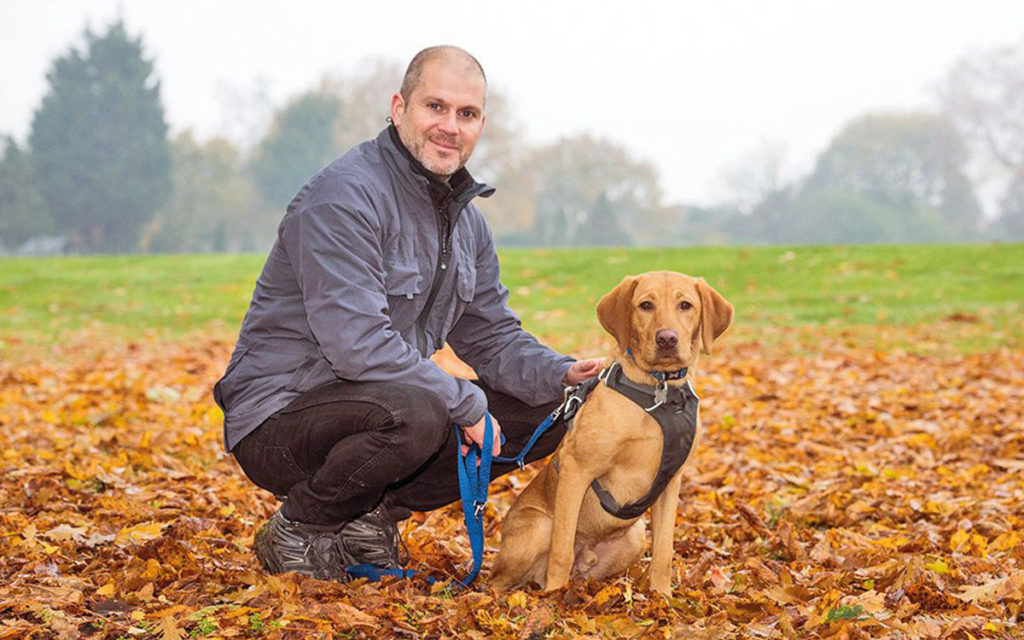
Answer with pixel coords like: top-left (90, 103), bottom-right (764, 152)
top-left (656, 329), bottom-right (678, 350)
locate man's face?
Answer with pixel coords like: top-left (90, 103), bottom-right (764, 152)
top-left (390, 57), bottom-right (486, 177)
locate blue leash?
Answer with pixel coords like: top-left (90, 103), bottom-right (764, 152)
top-left (345, 414), bottom-right (499, 587)
top-left (493, 411), bottom-right (559, 469)
top-left (453, 412), bottom-right (495, 586)
top-left (345, 403), bottom-right (563, 587)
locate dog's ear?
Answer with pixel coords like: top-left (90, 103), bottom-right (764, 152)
top-left (596, 275), bottom-right (640, 353)
top-left (696, 279), bottom-right (734, 355)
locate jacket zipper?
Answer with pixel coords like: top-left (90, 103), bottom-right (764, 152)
top-left (413, 183), bottom-right (489, 355)
top-left (414, 206), bottom-right (452, 354)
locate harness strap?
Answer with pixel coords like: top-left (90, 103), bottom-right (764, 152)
top-left (589, 363), bottom-right (700, 520)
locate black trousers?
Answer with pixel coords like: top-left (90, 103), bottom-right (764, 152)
top-left (233, 378), bottom-right (565, 525)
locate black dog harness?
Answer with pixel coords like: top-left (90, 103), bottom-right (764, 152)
top-left (562, 362), bottom-right (700, 520)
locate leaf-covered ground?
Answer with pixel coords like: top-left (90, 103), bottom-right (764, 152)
top-left (1, 325), bottom-right (1022, 639)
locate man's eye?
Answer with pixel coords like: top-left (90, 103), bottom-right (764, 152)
top-left (639, 301), bottom-right (654, 311)
top-left (428, 103), bottom-right (442, 111)
top-left (459, 109), bottom-right (476, 118)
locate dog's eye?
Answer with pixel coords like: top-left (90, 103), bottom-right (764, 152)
top-left (679, 301), bottom-right (693, 310)
top-left (639, 301), bottom-right (654, 311)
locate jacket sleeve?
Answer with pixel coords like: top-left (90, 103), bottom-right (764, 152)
top-left (281, 181), bottom-right (487, 426)
top-left (447, 216), bottom-right (574, 406)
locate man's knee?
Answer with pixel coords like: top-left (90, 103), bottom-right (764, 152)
top-left (375, 383), bottom-right (450, 456)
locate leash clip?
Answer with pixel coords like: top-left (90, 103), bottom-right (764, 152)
top-left (473, 501), bottom-right (486, 519)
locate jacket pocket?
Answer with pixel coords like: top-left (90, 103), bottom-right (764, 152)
top-left (441, 240), bottom-right (477, 345)
top-left (455, 241), bottom-right (476, 303)
top-left (384, 259), bottom-right (423, 299)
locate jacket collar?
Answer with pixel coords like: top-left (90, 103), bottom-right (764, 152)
top-left (379, 125), bottom-right (495, 210)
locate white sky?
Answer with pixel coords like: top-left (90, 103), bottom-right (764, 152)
top-left (2, 0), bottom-right (1022, 207)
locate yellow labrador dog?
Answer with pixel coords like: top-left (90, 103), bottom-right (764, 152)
top-left (491, 271), bottom-right (733, 595)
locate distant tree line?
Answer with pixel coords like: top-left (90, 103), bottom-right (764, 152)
top-left (2, 22), bottom-right (1023, 254)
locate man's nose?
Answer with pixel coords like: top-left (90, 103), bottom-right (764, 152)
top-left (438, 110), bottom-right (459, 134)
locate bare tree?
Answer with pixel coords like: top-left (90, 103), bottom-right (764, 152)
top-left (938, 40), bottom-right (1024, 172)
top-left (716, 139), bottom-right (792, 215)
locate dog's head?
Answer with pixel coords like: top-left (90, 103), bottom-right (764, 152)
top-left (596, 271), bottom-right (733, 372)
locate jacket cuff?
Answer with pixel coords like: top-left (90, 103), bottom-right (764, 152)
top-left (555, 359), bottom-right (575, 390)
top-left (452, 381), bottom-right (488, 426)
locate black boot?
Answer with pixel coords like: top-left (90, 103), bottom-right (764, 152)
top-left (336, 503), bottom-right (408, 569)
top-left (253, 510), bottom-right (355, 580)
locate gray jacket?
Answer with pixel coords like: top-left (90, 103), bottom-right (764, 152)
top-left (215, 127), bottom-right (574, 450)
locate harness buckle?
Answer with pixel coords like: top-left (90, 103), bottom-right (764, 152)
top-left (563, 393), bottom-right (583, 418)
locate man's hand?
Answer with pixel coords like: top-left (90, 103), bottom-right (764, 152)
top-left (460, 413), bottom-right (502, 457)
top-left (563, 358), bottom-right (605, 386)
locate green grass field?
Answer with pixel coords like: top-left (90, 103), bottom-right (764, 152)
top-left (0, 244), bottom-right (1021, 353)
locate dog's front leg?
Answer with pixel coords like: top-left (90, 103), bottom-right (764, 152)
top-left (544, 455), bottom-right (592, 591)
top-left (647, 469), bottom-right (684, 595)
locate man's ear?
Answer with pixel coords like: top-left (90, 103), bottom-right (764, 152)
top-left (596, 276), bottom-right (640, 353)
top-left (390, 93), bottom-right (405, 128)
top-left (697, 278), bottom-right (734, 355)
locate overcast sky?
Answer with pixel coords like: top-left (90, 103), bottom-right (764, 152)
top-left (2, 0), bottom-right (1022, 207)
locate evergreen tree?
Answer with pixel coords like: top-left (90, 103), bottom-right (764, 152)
top-left (0, 137), bottom-right (52, 250)
top-left (249, 91), bottom-right (342, 208)
top-left (29, 20), bottom-right (172, 253)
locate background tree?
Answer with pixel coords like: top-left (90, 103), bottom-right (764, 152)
top-left (512, 135), bottom-right (663, 246)
top-left (0, 137), bottom-right (52, 251)
top-left (801, 111), bottom-right (981, 238)
top-left (142, 131), bottom-right (275, 253)
top-left (938, 40), bottom-right (1024, 173)
top-left (323, 60), bottom-right (402, 154)
top-left (994, 172), bottom-right (1024, 240)
top-left (757, 188), bottom-right (950, 245)
top-left (938, 39), bottom-right (1024, 237)
top-left (29, 20), bottom-right (172, 253)
top-left (716, 140), bottom-right (791, 215)
top-left (249, 89), bottom-right (342, 209)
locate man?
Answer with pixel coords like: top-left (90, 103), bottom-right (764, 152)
top-left (214, 45), bottom-right (602, 581)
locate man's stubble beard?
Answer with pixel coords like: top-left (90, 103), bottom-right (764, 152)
top-left (402, 131), bottom-right (467, 179)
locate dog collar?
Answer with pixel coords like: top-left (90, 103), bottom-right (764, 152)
top-left (624, 348), bottom-right (689, 382)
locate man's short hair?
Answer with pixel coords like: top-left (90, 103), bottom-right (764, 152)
top-left (399, 45), bottom-right (487, 103)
